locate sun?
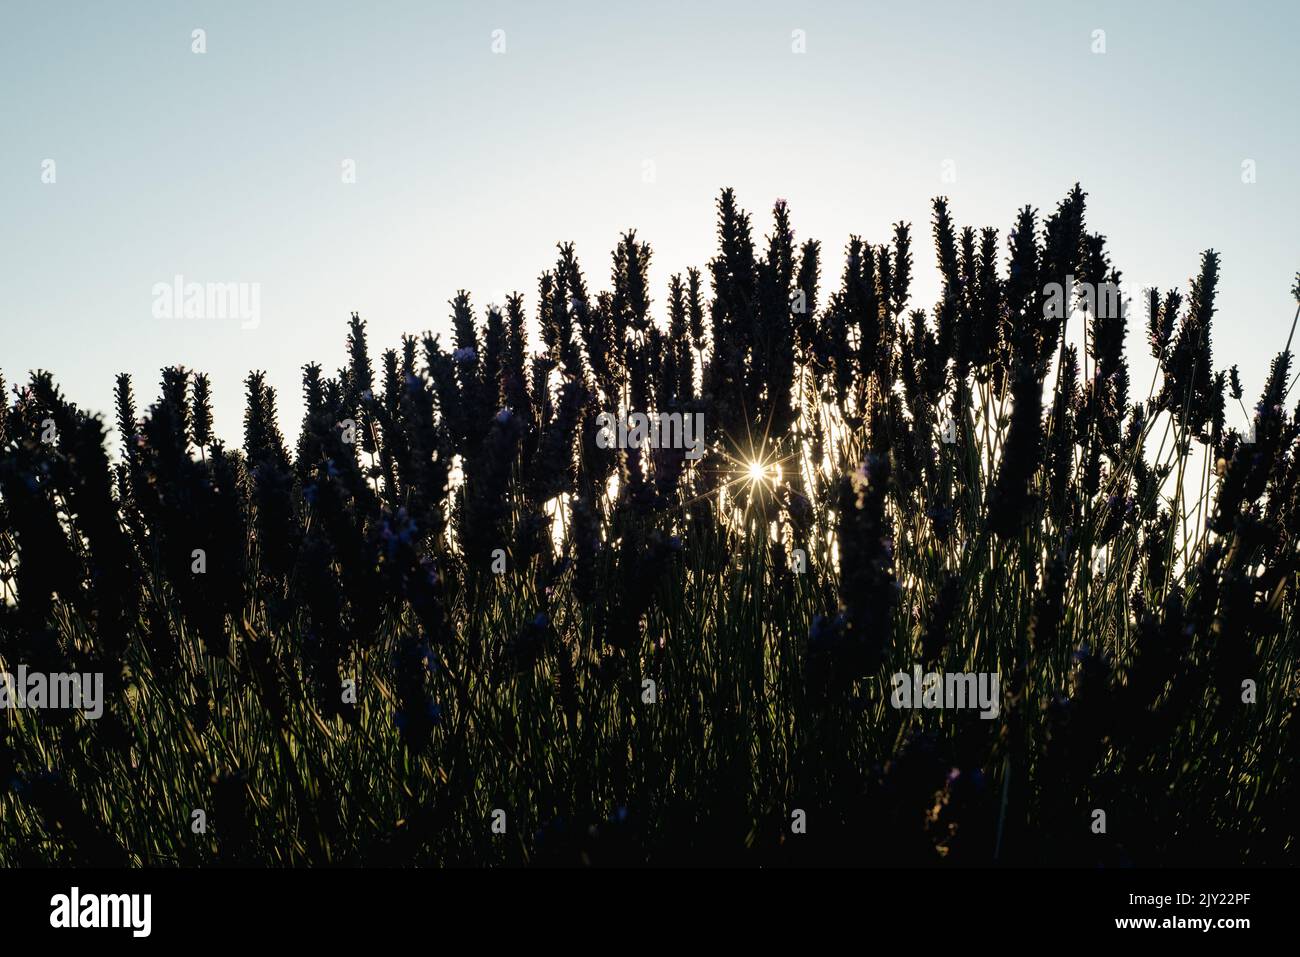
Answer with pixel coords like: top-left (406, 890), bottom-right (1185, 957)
top-left (744, 459), bottom-right (781, 488)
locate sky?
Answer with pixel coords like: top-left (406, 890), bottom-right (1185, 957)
top-left (2, 0), bottom-right (1297, 449)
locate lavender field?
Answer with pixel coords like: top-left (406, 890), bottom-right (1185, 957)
top-left (1, 187), bottom-right (1296, 866)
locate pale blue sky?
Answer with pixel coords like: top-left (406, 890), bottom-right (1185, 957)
top-left (2, 0), bottom-right (1297, 447)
